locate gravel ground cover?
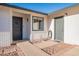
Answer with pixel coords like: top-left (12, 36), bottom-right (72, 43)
top-left (42, 43), bottom-right (75, 55)
top-left (0, 45), bottom-right (24, 56)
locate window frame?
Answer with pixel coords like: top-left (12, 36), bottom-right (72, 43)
top-left (32, 16), bottom-right (44, 31)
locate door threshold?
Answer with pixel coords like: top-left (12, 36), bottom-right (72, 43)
top-left (11, 40), bottom-right (29, 45)
top-left (54, 40), bottom-right (63, 43)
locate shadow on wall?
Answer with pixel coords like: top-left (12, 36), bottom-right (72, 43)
top-left (47, 16), bottom-right (54, 40)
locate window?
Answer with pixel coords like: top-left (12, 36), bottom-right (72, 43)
top-left (32, 16), bottom-right (44, 31)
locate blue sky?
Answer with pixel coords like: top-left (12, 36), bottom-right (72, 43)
top-left (10, 3), bottom-right (75, 13)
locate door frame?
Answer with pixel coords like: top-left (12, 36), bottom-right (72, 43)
top-left (12, 16), bottom-right (23, 41)
top-left (54, 16), bottom-right (64, 42)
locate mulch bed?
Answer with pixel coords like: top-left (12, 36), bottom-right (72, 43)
top-left (0, 45), bottom-right (25, 56)
top-left (42, 43), bottom-right (75, 55)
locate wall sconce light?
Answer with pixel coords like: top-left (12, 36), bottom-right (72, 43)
top-left (27, 18), bottom-right (29, 22)
top-left (65, 13), bottom-right (68, 16)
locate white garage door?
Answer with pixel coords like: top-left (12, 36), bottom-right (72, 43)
top-left (54, 16), bottom-right (64, 42)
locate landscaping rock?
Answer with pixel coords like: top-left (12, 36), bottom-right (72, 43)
top-left (0, 45), bottom-right (24, 56)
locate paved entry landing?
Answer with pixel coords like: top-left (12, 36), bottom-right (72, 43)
top-left (17, 41), bottom-right (49, 56)
top-left (33, 40), bottom-right (79, 56)
top-left (33, 40), bottom-right (58, 49)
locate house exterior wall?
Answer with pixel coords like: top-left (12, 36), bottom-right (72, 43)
top-left (48, 5), bottom-right (79, 18)
top-left (1, 4), bottom-right (79, 47)
top-left (48, 15), bottom-right (79, 45)
top-left (48, 18), bottom-right (54, 40)
top-left (49, 5), bottom-right (79, 45)
top-left (0, 6), bottom-right (12, 47)
top-left (64, 14), bottom-right (79, 45)
top-left (11, 6), bottom-right (48, 41)
top-left (0, 5), bottom-right (48, 47)
top-left (31, 15), bottom-right (48, 41)
top-left (12, 6), bottom-right (48, 41)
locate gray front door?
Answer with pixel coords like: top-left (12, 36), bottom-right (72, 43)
top-left (54, 16), bottom-right (64, 42)
top-left (13, 16), bottom-right (23, 41)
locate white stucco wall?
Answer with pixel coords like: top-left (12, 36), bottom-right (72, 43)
top-left (0, 6), bottom-right (12, 47)
top-left (48, 19), bottom-right (54, 40)
top-left (49, 14), bottom-right (79, 45)
top-left (64, 14), bottom-right (79, 45)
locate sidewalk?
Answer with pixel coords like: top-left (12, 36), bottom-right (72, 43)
top-left (17, 41), bottom-right (49, 56)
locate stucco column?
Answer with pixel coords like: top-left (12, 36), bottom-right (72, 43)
top-left (30, 14), bottom-right (32, 41)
